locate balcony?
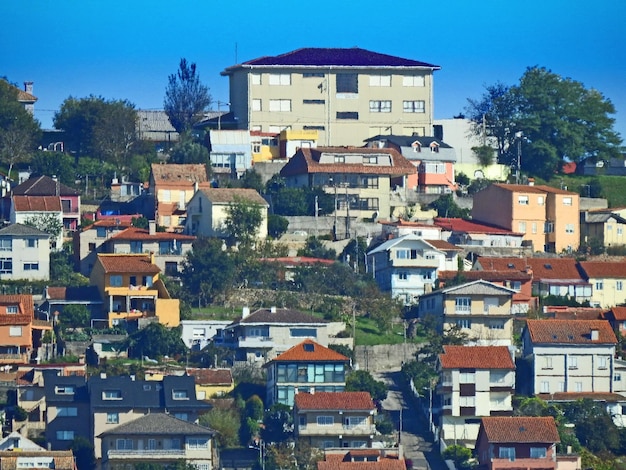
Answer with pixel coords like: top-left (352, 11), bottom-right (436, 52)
top-left (236, 336), bottom-right (275, 349)
top-left (298, 424), bottom-right (376, 436)
top-left (106, 449), bottom-right (187, 460)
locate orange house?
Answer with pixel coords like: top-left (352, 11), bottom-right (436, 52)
top-left (0, 295), bottom-right (51, 364)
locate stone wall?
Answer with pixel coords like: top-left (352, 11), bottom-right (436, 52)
top-left (354, 343), bottom-right (420, 372)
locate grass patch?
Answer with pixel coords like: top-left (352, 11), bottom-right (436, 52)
top-left (355, 316), bottom-right (424, 346)
top-left (536, 174), bottom-right (626, 207)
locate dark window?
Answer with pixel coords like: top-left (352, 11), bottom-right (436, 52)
top-left (303, 99), bottom-right (325, 105)
top-left (336, 112), bottom-right (359, 120)
top-left (336, 73), bottom-right (358, 93)
top-left (303, 72), bottom-right (324, 78)
top-left (304, 125), bottom-right (325, 130)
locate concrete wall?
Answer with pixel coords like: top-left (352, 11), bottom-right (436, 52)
top-left (354, 343), bottom-right (420, 372)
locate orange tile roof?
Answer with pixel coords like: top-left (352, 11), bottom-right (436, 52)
top-left (294, 391), bottom-right (375, 411)
top-left (579, 260), bottom-right (626, 279)
top-left (269, 340), bottom-right (349, 363)
top-left (110, 227), bottom-right (195, 242)
top-left (96, 254), bottom-right (160, 274)
top-left (545, 306), bottom-right (603, 321)
top-left (84, 219), bottom-right (133, 231)
top-left (603, 306), bottom-right (626, 321)
top-left (525, 319), bottom-right (616, 344)
top-left (434, 218), bottom-right (522, 235)
top-left (45, 287), bottom-right (66, 300)
top-left (480, 416), bottom-right (560, 443)
top-left (439, 346), bottom-right (515, 370)
top-left (527, 258), bottom-right (584, 281)
top-left (12, 195), bottom-right (61, 212)
top-left (186, 368), bottom-right (233, 386)
top-left (151, 163), bottom-right (208, 184)
top-left (318, 452), bottom-right (405, 470)
top-left (0, 294), bottom-right (34, 325)
top-left (475, 257), bottom-right (530, 271)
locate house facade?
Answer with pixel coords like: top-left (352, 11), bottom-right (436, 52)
top-left (294, 391), bottom-right (377, 449)
top-left (0, 294), bottom-right (50, 364)
top-left (437, 345), bottom-right (515, 447)
top-left (264, 340), bottom-right (349, 407)
top-left (221, 47), bottom-right (440, 147)
top-left (579, 260), bottom-right (626, 308)
top-left (417, 280), bottom-right (516, 346)
top-left (471, 183), bottom-right (580, 253)
top-left (521, 319), bottom-right (617, 396)
top-left (186, 368), bottom-right (235, 399)
top-left (180, 320), bottom-right (232, 351)
top-left (434, 218), bottom-right (525, 249)
top-left (279, 147), bottom-right (415, 224)
top-left (0, 224), bottom-right (50, 281)
top-left (89, 254), bottom-right (180, 327)
top-left (208, 130), bottom-right (253, 179)
top-left (580, 208), bottom-right (626, 248)
top-left (10, 195), bottom-right (64, 250)
top-left (74, 219), bottom-right (133, 276)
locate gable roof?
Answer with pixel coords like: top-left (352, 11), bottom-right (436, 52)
top-left (367, 234), bottom-right (443, 255)
top-left (234, 307), bottom-right (328, 325)
top-left (439, 346), bottom-right (515, 370)
top-left (280, 147), bottom-right (415, 178)
top-left (438, 270), bottom-right (532, 283)
top-left (579, 260), bottom-right (626, 279)
top-left (492, 183), bottom-right (578, 196)
top-left (269, 339), bottom-right (349, 363)
top-left (98, 412), bottom-right (214, 437)
top-left (96, 254), bottom-right (160, 275)
top-left (294, 391), bottom-right (375, 411)
top-left (479, 416), bottom-right (560, 443)
top-left (478, 257), bottom-right (586, 282)
top-left (524, 319), bottom-right (617, 345)
top-left (186, 368), bottom-right (233, 386)
top-left (197, 186), bottom-right (268, 206)
top-left (0, 294), bottom-right (34, 324)
top-left (45, 286), bottom-right (101, 302)
top-left (12, 195), bottom-right (62, 212)
top-left (318, 451), bottom-right (405, 470)
top-left (150, 164), bottom-right (208, 184)
top-left (434, 218), bottom-right (523, 236)
top-left (0, 223), bottom-right (49, 237)
top-left (604, 306), bottom-right (626, 321)
top-left (109, 227), bottom-right (196, 242)
top-left (223, 47), bottom-right (439, 71)
top-left (422, 279), bottom-right (517, 298)
top-left (12, 175), bottom-right (79, 196)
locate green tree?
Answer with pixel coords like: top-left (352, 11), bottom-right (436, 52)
top-left (0, 79), bottom-right (41, 178)
top-left (199, 407), bottom-right (241, 448)
top-left (164, 58), bottom-right (211, 134)
top-left (59, 305), bottom-right (90, 329)
top-left (50, 250), bottom-right (89, 286)
top-left (296, 237), bottom-right (336, 260)
top-left (442, 444), bottom-right (472, 468)
top-left (268, 214), bottom-right (289, 239)
top-left (262, 404), bottom-right (293, 444)
top-left (293, 440), bottom-right (324, 470)
top-left (245, 395), bottom-right (264, 422)
top-left (168, 136), bottom-right (211, 166)
top-left (345, 370), bottom-right (387, 402)
top-left (30, 151), bottom-right (76, 186)
top-left (427, 194), bottom-right (470, 218)
top-left (472, 145), bottom-right (496, 167)
top-left (238, 169), bottom-right (265, 193)
top-left (70, 436), bottom-right (96, 470)
top-left (224, 196), bottom-right (264, 248)
top-left (126, 323), bottom-right (185, 360)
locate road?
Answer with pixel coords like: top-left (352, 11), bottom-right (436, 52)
top-left (373, 369), bottom-right (447, 470)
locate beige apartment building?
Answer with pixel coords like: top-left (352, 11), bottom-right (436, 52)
top-left (472, 182), bottom-right (579, 253)
top-left (221, 47), bottom-right (440, 147)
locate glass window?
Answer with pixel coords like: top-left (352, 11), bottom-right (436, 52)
top-left (403, 100), bottom-right (425, 113)
top-left (96, 227), bottom-right (106, 238)
top-left (317, 416), bottom-right (334, 426)
top-left (130, 241), bottom-right (143, 253)
top-left (455, 297), bottom-right (471, 313)
top-left (563, 197), bottom-right (573, 205)
top-left (402, 76), bottom-right (424, 87)
top-left (269, 74), bottom-right (290, 85)
top-left (336, 73), bottom-right (358, 93)
top-left (56, 431), bottom-right (74, 441)
top-left (369, 100), bottom-right (391, 113)
top-left (518, 195), bottom-right (529, 205)
top-left (6, 305), bottom-right (18, 314)
top-left (0, 239), bottom-right (12, 251)
top-left (499, 447), bottom-right (515, 460)
top-left (106, 412), bottom-right (119, 424)
top-left (530, 447), bottom-right (546, 459)
top-left (0, 258), bottom-right (12, 274)
top-left (9, 326), bottom-right (22, 337)
top-left (252, 99), bottom-right (262, 111)
top-left (109, 275), bottom-right (122, 287)
top-left (57, 407), bottom-right (78, 417)
top-left (187, 438), bottom-right (209, 449)
top-left (23, 263), bottom-right (39, 271)
top-left (173, 390), bottom-right (189, 399)
top-left (251, 73), bottom-right (261, 85)
top-left (103, 390), bottom-right (122, 400)
top-left (369, 75), bottom-right (391, 86)
top-left (336, 111), bottom-right (358, 120)
top-left (116, 439), bottom-right (133, 450)
top-left (459, 372), bottom-right (475, 384)
top-left (290, 328), bottom-right (317, 337)
top-left (269, 99), bottom-right (291, 112)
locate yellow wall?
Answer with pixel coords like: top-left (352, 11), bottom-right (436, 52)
top-left (196, 383), bottom-right (235, 399)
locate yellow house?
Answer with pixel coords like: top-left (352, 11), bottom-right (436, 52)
top-left (579, 260), bottom-right (626, 308)
top-left (472, 182), bottom-right (579, 253)
top-left (251, 131), bottom-right (279, 163)
top-left (89, 254), bottom-right (180, 327)
top-left (581, 207), bottom-right (626, 248)
top-left (186, 368), bottom-right (235, 399)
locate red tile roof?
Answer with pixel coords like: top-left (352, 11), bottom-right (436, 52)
top-left (603, 306), bottom-right (626, 321)
top-left (525, 319), bottom-right (617, 344)
top-left (110, 227), bottom-right (195, 242)
top-left (186, 368), bottom-right (233, 386)
top-left (545, 306), bottom-right (603, 321)
top-left (434, 218), bottom-right (522, 235)
top-left (479, 257), bottom-right (585, 282)
top-left (294, 391), bottom-right (375, 411)
top-left (85, 219), bottom-right (133, 230)
top-left (280, 147), bottom-right (415, 178)
top-left (379, 219), bottom-right (440, 229)
top-left (12, 195), bottom-right (61, 212)
top-left (438, 270), bottom-right (531, 282)
top-left (480, 416), bottom-right (560, 443)
top-left (0, 294), bottom-right (34, 325)
top-left (425, 239), bottom-right (461, 251)
top-left (439, 346), bottom-right (515, 370)
top-left (318, 452), bottom-right (405, 470)
top-left (579, 260), bottom-right (626, 279)
top-left (270, 340), bottom-right (349, 363)
top-left (493, 183), bottom-right (577, 196)
top-left (537, 392), bottom-right (625, 403)
top-left (96, 254), bottom-right (161, 274)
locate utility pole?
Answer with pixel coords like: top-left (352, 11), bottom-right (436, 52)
top-left (515, 131), bottom-right (523, 184)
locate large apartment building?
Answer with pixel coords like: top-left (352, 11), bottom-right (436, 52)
top-left (221, 48), bottom-right (440, 147)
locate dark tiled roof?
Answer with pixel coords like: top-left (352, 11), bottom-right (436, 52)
top-left (225, 47), bottom-right (439, 70)
top-left (96, 254), bottom-right (160, 274)
top-left (0, 223), bottom-right (49, 237)
top-left (280, 147), bottom-right (415, 178)
top-left (12, 175), bottom-right (79, 196)
top-left (12, 195), bottom-right (61, 212)
top-left (163, 375), bottom-right (211, 410)
top-left (364, 135), bottom-right (453, 149)
top-left (43, 373), bottom-right (89, 403)
top-left (439, 346), bottom-right (515, 370)
top-left (525, 319), bottom-right (617, 344)
top-left (98, 412), bottom-right (214, 437)
top-left (236, 307), bottom-right (328, 325)
top-left (480, 416), bottom-right (560, 443)
top-left (46, 286), bottom-right (101, 302)
top-left (270, 340), bottom-right (349, 363)
top-left (294, 391), bottom-right (375, 411)
top-left (438, 270), bottom-right (531, 282)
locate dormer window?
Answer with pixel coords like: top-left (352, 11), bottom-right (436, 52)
top-left (430, 143), bottom-right (440, 153)
top-left (411, 142), bottom-right (421, 153)
top-left (55, 386), bottom-right (75, 395)
top-left (6, 306), bottom-right (18, 314)
top-left (103, 390), bottom-right (122, 400)
top-left (172, 390), bottom-right (189, 400)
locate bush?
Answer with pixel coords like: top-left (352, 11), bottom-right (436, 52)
top-left (442, 444), bottom-right (471, 468)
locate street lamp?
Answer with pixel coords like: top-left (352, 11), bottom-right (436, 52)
top-left (515, 131), bottom-right (523, 184)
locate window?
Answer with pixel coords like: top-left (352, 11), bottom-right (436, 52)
top-left (489, 321), bottom-right (505, 330)
top-left (175, 412), bottom-right (188, 421)
top-left (543, 357), bottom-right (553, 369)
top-left (268, 73), bottom-right (290, 85)
top-left (96, 227), bottom-right (107, 238)
top-left (518, 222), bottom-right (526, 233)
top-left (346, 416), bottom-right (367, 428)
top-left (109, 275), bottom-right (122, 287)
top-left (26, 238), bottom-right (37, 248)
top-left (187, 438), bottom-right (209, 449)
top-left (541, 381), bottom-right (549, 393)
top-left (336, 111), bottom-right (358, 120)
top-left (618, 281), bottom-right (624, 291)
top-left (398, 272), bottom-right (408, 281)
top-left (518, 195), bottom-right (529, 205)
top-left (130, 241), bottom-right (143, 253)
top-left (569, 356), bottom-right (578, 369)
top-left (537, 196), bottom-right (545, 205)
top-left (596, 281), bottom-right (604, 291)
top-left (511, 281), bottom-right (522, 291)
top-left (456, 318), bottom-right (471, 329)
top-left (56, 431), bottom-right (74, 441)
top-left (619, 227), bottom-right (624, 235)
top-left (455, 297), bottom-right (471, 313)
top-left (598, 356), bottom-right (608, 369)
top-left (23, 263), bottom-right (39, 271)
top-left (530, 447), bottom-right (547, 459)
top-left (116, 439), bottom-right (133, 450)
top-left (336, 73), bottom-right (358, 93)
top-left (0, 239), bottom-right (12, 251)
top-left (252, 99), bottom-right (262, 111)
top-left (459, 372), bottom-right (475, 383)
top-left (317, 416), bottom-right (334, 426)
top-left (304, 125), bottom-right (325, 130)
top-left (403, 100), bottom-right (425, 113)
top-left (369, 100), bottom-right (391, 113)
top-left (531, 222), bottom-right (537, 234)
top-left (173, 390), bottom-right (189, 400)
top-left (290, 328), bottom-right (317, 337)
top-left (55, 386), bottom-right (75, 395)
top-left (459, 396), bottom-right (475, 407)
top-left (545, 221), bottom-right (554, 233)
top-left (103, 390), bottom-right (122, 400)
top-left (369, 75), bottom-right (391, 86)
top-left (563, 197), bottom-right (573, 205)
top-left (57, 407), bottom-right (78, 417)
top-left (615, 374), bottom-right (622, 382)
top-left (499, 447), bottom-right (515, 460)
top-left (0, 258), bottom-right (12, 274)
top-left (9, 326), bottom-right (22, 337)
top-left (403, 75), bottom-right (425, 87)
top-left (148, 439), bottom-right (156, 450)
top-left (490, 371), bottom-right (506, 384)
top-left (303, 99), bottom-right (325, 105)
top-left (575, 381), bottom-right (583, 392)
top-left (251, 73), bottom-right (261, 85)
top-left (363, 156), bottom-right (378, 164)
top-left (269, 99), bottom-right (291, 112)
top-left (565, 224), bottom-right (575, 234)
top-left (106, 412), bottom-right (119, 424)
top-left (6, 305), bottom-right (18, 314)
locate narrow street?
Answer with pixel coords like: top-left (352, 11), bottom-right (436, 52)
top-left (373, 369), bottom-right (447, 470)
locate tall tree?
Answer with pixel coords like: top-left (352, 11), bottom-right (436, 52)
top-left (0, 79), bottom-right (41, 178)
top-left (224, 196), bottom-right (264, 249)
top-left (164, 58), bottom-right (212, 134)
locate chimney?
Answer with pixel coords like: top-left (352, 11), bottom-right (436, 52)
top-left (528, 178), bottom-right (535, 186)
top-left (242, 306), bottom-right (250, 318)
top-left (310, 387), bottom-right (315, 395)
top-left (52, 175), bottom-right (59, 195)
top-left (270, 306), bottom-right (277, 313)
top-left (24, 81), bottom-right (33, 94)
top-left (149, 220), bottom-right (156, 235)
top-left (591, 329), bottom-right (599, 341)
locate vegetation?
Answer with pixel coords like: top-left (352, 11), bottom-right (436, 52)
top-left (164, 58), bottom-right (211, 134)
top-left (224, 196), bottom-right (264, 249)
top-left (345, 370), bottom-right (388, 402)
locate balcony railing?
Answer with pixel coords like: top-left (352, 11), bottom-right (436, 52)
top-left (107, 449), bottom-right (187, 459)
top-left (298, 424), bottom-right (376, 436)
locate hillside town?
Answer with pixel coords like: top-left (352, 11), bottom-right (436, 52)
top-left (2, 46), bottom-right (626, 470)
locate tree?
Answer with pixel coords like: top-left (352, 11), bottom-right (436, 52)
top-left (296, 237), bottom-right (336, 260)
top-left (168, 136), bottom-right (211, 166)
top-left (471, 145), bottom-right (496, 167)
top-left (0, 79), bottom-right (41, 178)
top-left (59, 305), bottom-right (90, 329)
top-left (199, 407), bottom-right (241, 448)
top-left (30, 151), bottom-right (76, 186)
top-left (164, 58), bottom-right (211, 134)
top-left (268, 214), bottom-right (289, 239)
top-left (70, 436), bottom-right (96, 470)
top-left (224, 196), bottom-right (264, 248)
top-left (345, 370), bottom-right (387, 402)
top-left (24, 214), bottom-right (63, 249)
top-left (442, 444), bottom-right (472, 468)
top-left (50, 250), bottom-right (89, 286)
top-left (427, 194), bottom-right (470, 219)
top-left (262, 404), bottom-right (293, 444)
top-left (126, 323), bottom-right (185, 360)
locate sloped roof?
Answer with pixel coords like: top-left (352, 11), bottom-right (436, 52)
top-left (479, 416), bottom-right (560, 443)
top-left (526, 258), bottom-right (586, 282)
top-left (493, 183), bottom-right (578, 196)
top-left (235, 308), bottom-right (328, 325)
top-left (98, 412), bottom-right (214, 437)
top-left (12, 195), bottom-right (62, 212)
top-left (109, 227), bottom-right (196, 242)
top-left (537, 392), bottom-right (626, 403)
top-left (438, 270), bottom-right (531, 282)
top-left (0, 223), bottom-right (49, 237)
top-left (151, 164), bottom-right (208, 184)
top-left (186, 368), bottom-right (233, 386)
top-left (96, 254), bottom-right (160, 274)
top-left (294, 391), bottom-right (375, 411)
top-left (46, 286), bottom-right (101, 302)
top-left (0, 451), bottom-right (75, 470)
top-left (525, 319), bottom-right (617, 345)
top-left (280, 147), bottom-right (415, 178)
top-left (423, 279), bottom-right (516, 298)
top-left (197, 187), bottom-right (268, 206)
top-left (364, 135), bottom-right (453, 149)
top-left (12, 175), bottom-right (79, 196)
top-left (424, 239), bottom-right (462, 251)
top-left (0, 294), bottom-right (34, 321)
top-left (223, 47), bottom-right (439, 71)
top-left (603, 306), bottom-right (626, 321)
top-left (318, 451), bottom-right (405, 470)
top-left (269, 340), bottom-right (349, 363)
top-left (585, 212), bottom-right (626, 224)
top-left (579, 260), bottom-right (626, 279)
top-left (434, 218), bottom-right (523, 236)
top-left (367, 234), bottom-right (442, 255)
top-left (439, 346), bottom-right (515, 370)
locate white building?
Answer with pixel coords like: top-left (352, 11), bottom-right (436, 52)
top-left (0, 224), bottom-right (50, 281)
top-left (180, 320), bottom-right (231, 351)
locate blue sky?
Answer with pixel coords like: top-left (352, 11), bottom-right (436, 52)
top-left (3, 0), bottom-right (626, 140)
